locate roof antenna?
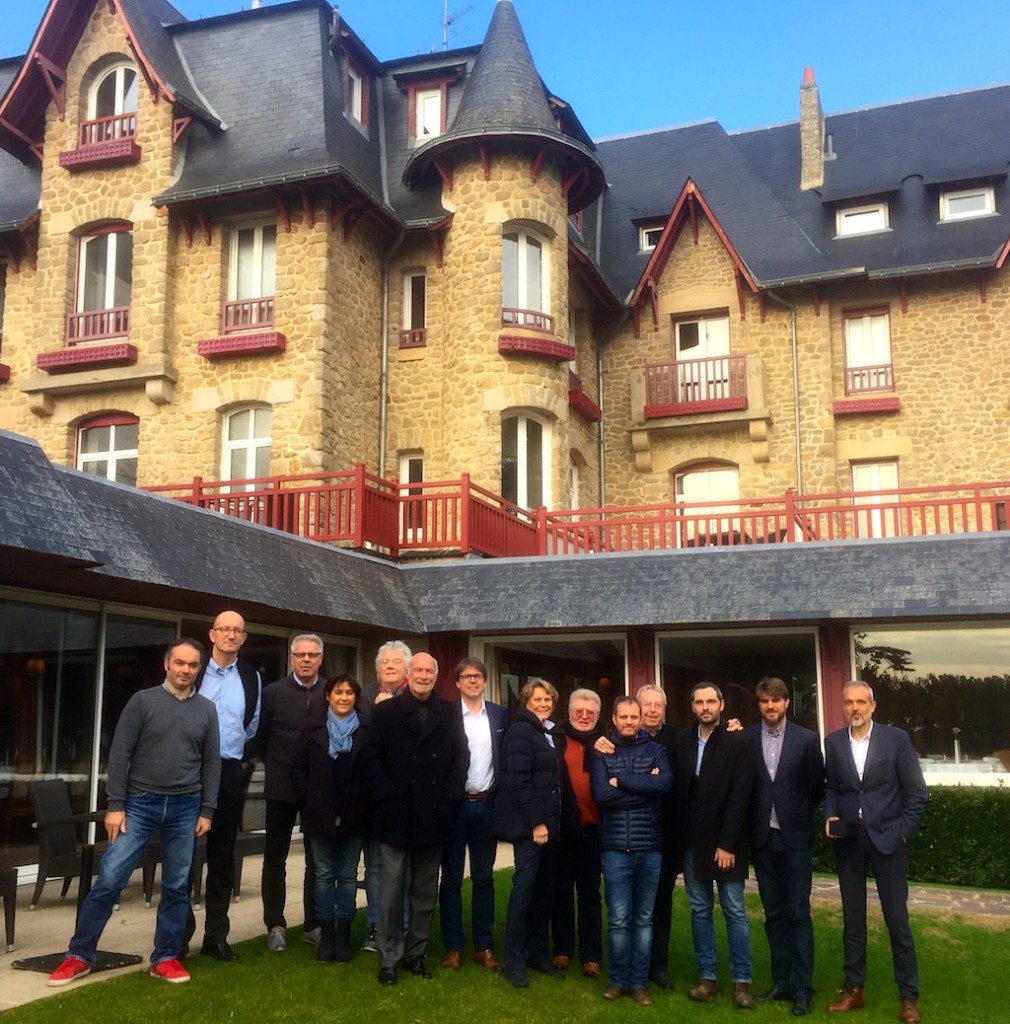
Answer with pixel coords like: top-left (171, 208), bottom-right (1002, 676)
top-left (442, 0), bottom-right (473, 50)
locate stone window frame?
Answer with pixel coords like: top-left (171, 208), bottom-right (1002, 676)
top-left (75, 412), bottom-right (139, 485)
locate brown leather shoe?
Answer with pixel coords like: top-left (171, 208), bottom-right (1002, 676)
top-left (472, 949), bottom-right (503, 972)
top-left (582, 961), bottom-right (601, 977)
top-left (552, 955), bottom-right (571, 970)
top-left (827, 987), bottom-right (864, 1012)
top-left (689, 978), bottom-right (718, 1002)
top-left (733, 982), bottom-right (756, 1009)
top-left (441, 949), bottom-right (461, 970)
top-left (899, 999), bottom-right (920, 1024)
top-left (630, 987), bottom-right (653, 1006)
top-left (602, 984), bottom-right (626, 1001)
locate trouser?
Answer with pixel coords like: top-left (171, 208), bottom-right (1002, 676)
top-left (261, 798), bottom-right (317, 931)
top-left (377, 843), bottom-right (442, 968)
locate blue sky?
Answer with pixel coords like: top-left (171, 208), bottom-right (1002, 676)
top-left (4, 0), bottom-right (1010, 139)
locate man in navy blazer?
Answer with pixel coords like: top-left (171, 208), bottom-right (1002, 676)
top-left (438, 657), bottom-right (508, 972)
top-left (824, 681), bottom-right (927, 1024)
top-left (747, 677), bottom-right (825, 1017)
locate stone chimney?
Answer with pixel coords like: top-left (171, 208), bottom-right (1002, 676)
top-left (799, 66), bottom-right (824, 190)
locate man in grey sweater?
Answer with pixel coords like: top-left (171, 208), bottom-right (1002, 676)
top-left (47, 639), bottom-right (221, 987)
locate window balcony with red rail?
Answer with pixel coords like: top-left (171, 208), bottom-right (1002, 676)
top-left (59, 113), bottom-right (141, 170)
top-left (36, 307), bottom-right (137, 373)
top-left (644, 354), bottom-right (748, 418)
top-left (835, 362), bottom-right (901, 416)
top-left (146, 470), bottom-right (1010, 560)
top-left (197, 297), bottom-right (286, 360)
top-left (399, 327), bottom-right (427, 349)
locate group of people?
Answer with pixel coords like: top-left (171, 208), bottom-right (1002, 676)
top-left (44, 615), bottom-right (929, 1024)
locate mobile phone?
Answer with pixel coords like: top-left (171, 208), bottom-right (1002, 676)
top-left (827, 819), bottom-right (850, 838)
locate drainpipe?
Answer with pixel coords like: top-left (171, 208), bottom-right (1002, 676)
top-left (595, 309), bottom-right (629, 506)
top-left (765, 289), bottom-right (803, 494)
top-left (378, 229), bottom-right (404, 477)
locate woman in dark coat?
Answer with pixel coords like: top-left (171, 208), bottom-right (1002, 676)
top-left (493, 677), bottom-right (577, 988)
top-left (291, 674), bottom-right (369, 963)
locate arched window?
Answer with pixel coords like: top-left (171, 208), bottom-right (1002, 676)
top-left (674, 462), bottom-right (740, 546)
top-left (502, 227), bottom-right (551, 331)
top-left (69, 225), bottom-right (132, 343)
top-left (89, 64), bottom-right (138, 121)
top-left (502, 412), bottom-right (551, 510)
top-left (76, 414), bottom-right (139, 485)
top-left (223, 406), bottom-right (272, 486)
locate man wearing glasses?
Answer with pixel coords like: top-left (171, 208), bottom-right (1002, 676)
top-left (252, 634), bottom-right (326, 952)
top-left (439, 658), bottom-right (507, 972)
top-left (189, 610), bottom-right (262, 961)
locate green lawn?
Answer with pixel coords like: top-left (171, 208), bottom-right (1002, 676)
top-left (7, 881), bottom-right (1005, 1023)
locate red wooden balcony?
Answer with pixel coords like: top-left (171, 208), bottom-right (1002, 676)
top-left (79, 112), bottom-right (137, 146)
top-left (845, 363), bottom-right (894, 395)
top-left (399, 328), bottom-right (427, 349)
top-left (59, 113), bottom-right (141, 169)
top-left (66, 306), bottom-right (130, 344)
top-left (644, 354), bottom-right (748, 417)
top-left (222, 297), bottom-right (274, 333)
top-left (502, 307), bottom-right (555, 333)
top-left (147, 470), bottom-right (1010, 560)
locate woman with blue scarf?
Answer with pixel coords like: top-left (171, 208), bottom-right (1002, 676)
top-left (292, 673), bottom-right (370, 963)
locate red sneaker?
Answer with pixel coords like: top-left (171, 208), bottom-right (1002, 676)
top-left (47, 956), bottom-right (92, 987)
top-left (150, 958), bottom-right (191, 983)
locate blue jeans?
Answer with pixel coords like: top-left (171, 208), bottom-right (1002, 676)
top-left (601, 849), bottom-right (661, 989)
top-left (309, 834), bottom-right (363, 921)
top-left (439, 798), bottom-right (496, 951)
top-left (69, 792), bottom-right (200, 966)
top-left (682, 845), bottom-right (752, 983)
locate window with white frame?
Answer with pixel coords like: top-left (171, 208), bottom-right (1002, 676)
top-left (399, 451), bottom-right (424, 538)
top-left (673, 313), bottom-right (731, 402)
top-left (69, 227), bottom-right (132, 343)
top-left (223, 406), bottom-right (272, 486)
top-left (851, 459), bottom-right (899, 538)
top-left (835, 202), bottom-right (889, 236)
top-left (346, 63), bottom-right (367, 125)
top-left (89, 63), bottom-right (138, 121)
top-left (940, 186), bottom-right (995, 221)
top-left (502, 228), bottom-right (550, 329)
top-left (502, 412), bottom-right (550, 511)
top-left (640, 224), bottom-right (665, 251)
top-left (402, 272), bottom-right (426, 340)
top-left (674, 463), bottom-right (740, 546)
top-left (843, 308), bottom-right (893, 394)
top-left (415, 88), bottom-right (442, 139)
top-left (77, 415), bottom-right (139, 486)
top-left (226, 222), bottom-right (276, 330)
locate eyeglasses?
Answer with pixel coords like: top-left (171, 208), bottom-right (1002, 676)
top-left (293, 652), bottom-right (322, 659)
top-left (214, 627), bottom-right (246, 636)
top-left (571, 709), bottom-right (597, 717)
top-left (458, 673), bottom-right (485, 681)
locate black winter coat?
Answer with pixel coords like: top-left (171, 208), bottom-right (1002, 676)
top-left (291, 712), bottom-right (370, 838)
top-left (361, 689), bottom-right (469, 847)
top-left (590, 731), bottom-right (672, 852)
top-left (492, 708), bottom-right (578, 842)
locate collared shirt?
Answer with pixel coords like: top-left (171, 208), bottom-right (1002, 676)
top-left (848, 720), bottom-right (874, 781)
top-left (461, 699), bottom-right (494, 793)
top-left (695, 731), bottom-right (709, 776)
top-left (200, 658), bottom-right (259, 759)
top-left (293, 673), bottom-right (319, 689)
top-left (162, 681), bottom-right (196, 701)
top-left (762, 719), bottom-right (786, 830)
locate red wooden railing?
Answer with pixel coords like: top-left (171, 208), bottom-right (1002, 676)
top-left (146, 471), bottom-right (1010, 559)
top-left (66, 306), bottom-right (130, 344)
top-left (221, 297), bottom-right (275, 333)
top-left (501, 307), bottom-right (555, 333)
top-left (79, 112), bottom-right (137, 146)
top-left (399, 328), bottom-right (427, 348)
top-left (845, 363), bottom-right (894, 395)
top-left (644, 354), bottom-right (747, 415)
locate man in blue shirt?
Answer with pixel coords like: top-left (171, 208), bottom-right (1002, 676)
top-left (189, 610), bottom-right (261, 961)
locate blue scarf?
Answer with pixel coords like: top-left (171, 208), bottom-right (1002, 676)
top-left (327, 707), bottom-right (359, 758)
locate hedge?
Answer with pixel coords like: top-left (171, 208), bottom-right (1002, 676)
top-left (810, 784), bottom-right (1010, 890)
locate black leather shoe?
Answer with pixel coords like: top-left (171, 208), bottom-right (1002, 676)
top-left (792, 994), bottom-right (812, 1016)
top-left (527, 958), bottom-right (564, 977)
top-left (401, 957), bottom-right (432, 979)
top-left (200, 941), bottom-right (239, 962)
top-left (650, 966), bottom-right (673, 990)
top-left (378, 967), bottom-right (397, 986)
top-left (756, 986), bottom-right (793, 1002)
top-left (506, 971), bottom-right (529, 988)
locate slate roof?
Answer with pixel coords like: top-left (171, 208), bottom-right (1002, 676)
top-left (0, 60), bottom-right (39, 232)
top-left (4, 430), bottom-right (1010, 637)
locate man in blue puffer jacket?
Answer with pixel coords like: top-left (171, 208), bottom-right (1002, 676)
top-left (590, 695), bottom-right (673, 1006)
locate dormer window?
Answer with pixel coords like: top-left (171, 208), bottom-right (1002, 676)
top-left (346, 61), bottom-right (368, 126)
top-left (398, 75), bottom-right (458, 141)
top-left (940, 187), bottom-right (995, 221)
top-left (90, 64), bottom-right (138, 128)
top-left (836, 202), bottom-right (889, 237)
top-left (640, 225), bottom-right (665, 252)
top-left (415, 88), bottom-right (442, 139)
top-left (60, 61), bottom-right (141, 168)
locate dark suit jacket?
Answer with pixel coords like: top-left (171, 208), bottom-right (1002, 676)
top-left (453, 698), bottom-right (508, 805)
top-left (824, 721), bottom-right (927, 855)
top-left (673, 722), bottom-right (756, 881)
top-left (747, 719), bottom-right (825, 850)
top-left (362, 688), bottom-right (469, 848)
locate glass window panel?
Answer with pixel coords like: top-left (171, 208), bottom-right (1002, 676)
top-left (252, 408), bottom-right (272, 439)
top-left (116, 422), bottom-right (139, 450)
top-left (261, 225), bottom-right (276, 297)
top-left (410, 275), bottom-right (426, 329)
top-left (122, 69), bottom-right (138, 113)
top-left (82, 459), bottom-right (110, 479)
top-left (94, 72), bottom-right (118, 118)
top-left (229, 448), bottom-right (246, 480)
top-left (526, 417), bottom-right (543, 508)
top-left (502, 233), bottom-right (518, 308)
top-left (81, 235), bottom-right (109, 311)
top-left (228, 409), bottom-right (251, 441)
top-left (80, 425), bottom-right (111, 454)
top-left (235, 228), bottom-right (256, 299)
top-left (501, 416), bottom-right (518, 504)
top-left (525, 236), bottom-right (543, 311)
top-left (113, 233), bottom-right (132, 308)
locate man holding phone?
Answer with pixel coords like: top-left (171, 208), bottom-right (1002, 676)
top-left (824, 681), bottom-right (927, 1024)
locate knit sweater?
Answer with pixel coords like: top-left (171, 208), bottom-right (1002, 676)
top-left (106, 683), bottom-right (221, 820)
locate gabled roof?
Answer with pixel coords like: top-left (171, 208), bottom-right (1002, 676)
top-left (403, 0), bottom-right (605, 213)
top-left (0, 60), bottom-right (40, 233)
